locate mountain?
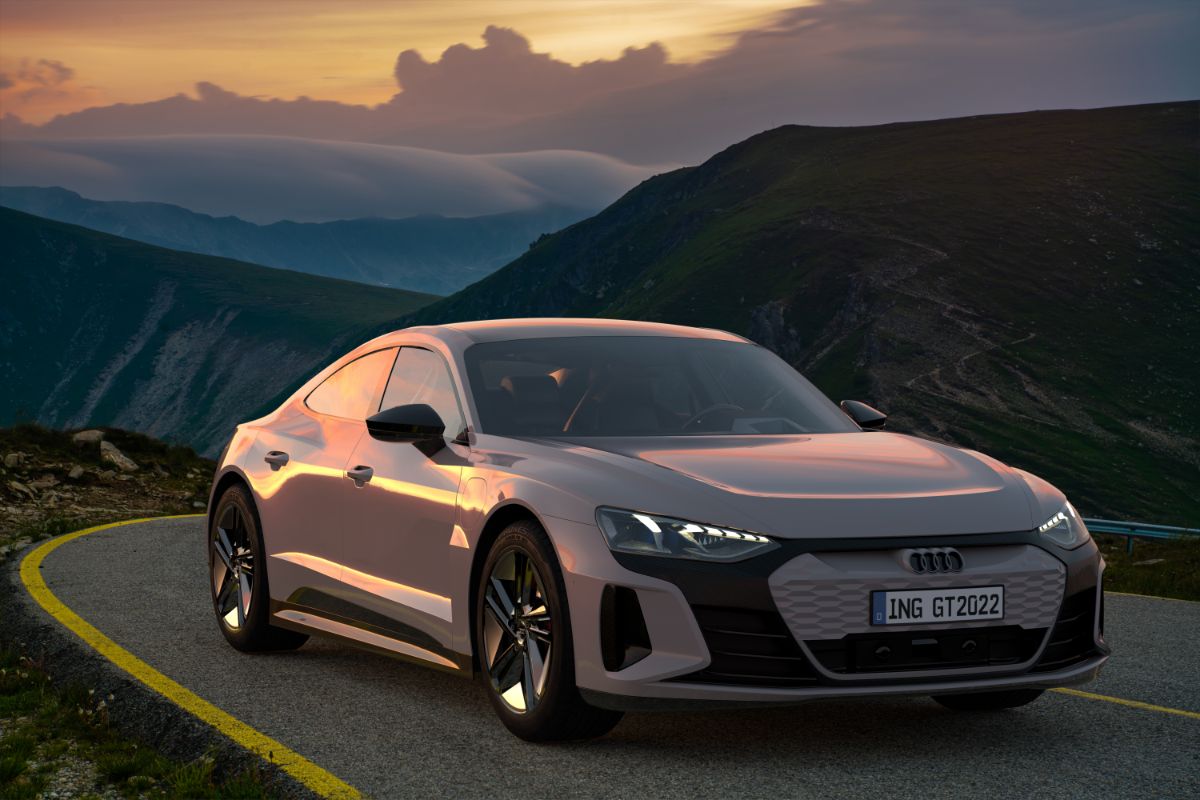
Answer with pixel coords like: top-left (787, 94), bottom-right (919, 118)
top-left (0, 187), bottom-right (587, 295)
top-left (0, 208), bottom-right (434, 455)
top-left (403, 101), bottom-right (1200, 525)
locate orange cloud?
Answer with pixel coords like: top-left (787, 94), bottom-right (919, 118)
top-left (390, 26), bottom-right (682, 122)
top-left (0, 0), bottom-right (791, 121)
top-left (0, 58), bottom-right (100, 122)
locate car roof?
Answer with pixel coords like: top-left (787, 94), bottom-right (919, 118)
top-left (394, 318), bottom-right (750, 345)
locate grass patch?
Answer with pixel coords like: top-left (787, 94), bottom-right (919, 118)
top-left (0, 733), bottom-right (36, 784)
top-left (1095, 534), bottom-right (1200, 602)
top-left (0, 646), bottom-right (278, 798)
top-left (96, 744), bottom-right (163, 783)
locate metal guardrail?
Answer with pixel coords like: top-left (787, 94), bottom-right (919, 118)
top-left (1083, 518), bottom-right (1200, 555)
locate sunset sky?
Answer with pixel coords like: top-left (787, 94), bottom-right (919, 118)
top-left (0, 0), bottom-right (793, 122)
top-left (2, 0), bottom-right (1195, 221)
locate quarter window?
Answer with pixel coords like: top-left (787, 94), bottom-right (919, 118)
top-left (305, 348), bottom-right (396, 420)
top-left (381, 347), bottom-right (465, 437)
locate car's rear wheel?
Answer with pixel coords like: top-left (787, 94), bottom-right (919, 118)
top-left (933, 688), bottom-right (1044, 711)
top-left (209, 484), bottom-right (308, 652)
top-left (475, 519), bottom-right (623, 741)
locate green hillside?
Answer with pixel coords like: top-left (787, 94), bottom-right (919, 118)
top-left (406, 101), bottom-right (1200, 525)
top-left (0, 208), bottom-right (435, 454)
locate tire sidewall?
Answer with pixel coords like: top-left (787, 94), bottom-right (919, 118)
top-left (475, 521), bottom-right (576, 738)
top-left (209, 485), bottom-right (272, 647)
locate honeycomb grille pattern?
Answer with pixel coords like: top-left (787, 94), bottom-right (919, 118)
top-left (768, 544), bottom-right (1065, 640)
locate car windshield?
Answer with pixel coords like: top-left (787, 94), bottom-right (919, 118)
top-left (463, 335), bottom-right (859, 437)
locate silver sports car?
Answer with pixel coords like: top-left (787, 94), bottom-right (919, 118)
top-left (208, 318), bottom-right (1108, 740)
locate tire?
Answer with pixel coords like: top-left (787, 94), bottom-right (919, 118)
top-left (933, 688), bottom-right (1044, 712)
top-left (209, 484), bottom-right (308, 652)
top-left (475, 519), bottom-right (623, 741)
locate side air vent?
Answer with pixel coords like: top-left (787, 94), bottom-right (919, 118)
top-left (599, 585), bottom-right (652, 671)
top-left (903, 547), bottom-right (964, 575)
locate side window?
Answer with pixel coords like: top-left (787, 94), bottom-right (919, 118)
top-left (305, 348), bottom-right (397, 420)
top-left (381, 347), bottom-right (465, 437)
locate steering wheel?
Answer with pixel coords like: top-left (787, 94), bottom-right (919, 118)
top-left (681, 403), bottom-right (744, 432)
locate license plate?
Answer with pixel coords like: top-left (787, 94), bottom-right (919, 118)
top-left (870, 586), bottom-right (1004, 625)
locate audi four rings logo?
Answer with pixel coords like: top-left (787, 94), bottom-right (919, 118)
top-left (907, 548), bottom-right (964, 574)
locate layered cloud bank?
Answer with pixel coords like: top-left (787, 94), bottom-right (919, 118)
top-left (3, 1), bottom-right (1196, 164)
top-left (1, 136), bottom-right (667, 222)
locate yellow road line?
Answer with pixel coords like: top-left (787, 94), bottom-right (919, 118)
top-left (19, 516), bottom-right (362, 800)
top-left (1051, 687), bottom-right (1200, 720)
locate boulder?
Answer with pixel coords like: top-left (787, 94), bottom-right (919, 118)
top-left (68, 465), bottom-right (85, 480)
top-left (3, 453), bottom-right (20, 469)
top-left (72, 429), bottom-right (106, 445)
top-left (100, 440), bottom-right (139, 472)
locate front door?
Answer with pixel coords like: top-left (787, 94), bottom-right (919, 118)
top-left (338, 346), bottom-right (468, 655)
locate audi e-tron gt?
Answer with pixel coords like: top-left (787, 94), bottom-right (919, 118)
top-left (208, 318), bottom-right (1108, 740)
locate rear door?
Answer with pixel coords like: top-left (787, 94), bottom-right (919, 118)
top-left (337, 346), bottom-right (469, 654)
top-left (247, 347), bottom-right (396, 607)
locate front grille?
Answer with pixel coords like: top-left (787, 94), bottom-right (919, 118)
top-left (668, 606), bottom-right (819, 687)
top-left (1032, 587), bottom-right (1099, 672)
top-left (806, 625), bottom-right (1046, 674)
top-left (769, 545), bottom-right (1065, 641)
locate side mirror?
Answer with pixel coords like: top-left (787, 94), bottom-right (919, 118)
top-left (367, 404), bottom-right (446, 447)
top-left (840, 400), bottom-right (887, 430)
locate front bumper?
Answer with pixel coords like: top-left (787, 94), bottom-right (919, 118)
top-left (548, 517), bottom-right (1109, 708)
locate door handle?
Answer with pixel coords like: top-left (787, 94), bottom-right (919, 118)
top-left (264, 451), bottom-right (290, 471)
top-left (347, 465), bottom-right (374, 487)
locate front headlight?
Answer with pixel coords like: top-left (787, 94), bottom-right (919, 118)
top-left (596, 507), bottom-right (779, 562)
top-left (1037, 502), bottom-right (1090, 549)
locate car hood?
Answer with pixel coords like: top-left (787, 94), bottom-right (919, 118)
top-left (530, 432), bottom-right (1041, 539)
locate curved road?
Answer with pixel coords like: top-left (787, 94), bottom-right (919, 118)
top-left (21, 518), bottom-right (1200, 798)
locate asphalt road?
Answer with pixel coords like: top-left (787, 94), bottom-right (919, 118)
top-left (25, 518), bottom-right (1200, 799)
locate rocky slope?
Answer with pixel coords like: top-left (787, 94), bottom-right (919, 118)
top-left (0, 209), bottom-right (434, 455)
top-left (0, 187), bottom-right (586, 294)
top-left (403, 101), bottom-right (1200, 524)
top-left (0, 425), bottom-right (215, 551)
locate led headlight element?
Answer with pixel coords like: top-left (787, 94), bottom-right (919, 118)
top-left (1037, 502), bottom-right (1090, 549)
top-left (597, 508), bottom-right (779, 562)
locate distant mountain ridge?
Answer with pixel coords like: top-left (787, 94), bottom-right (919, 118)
top-left (403, 101), bottom-right (1200, 524)
top-left (0, 208), bottom-right (433, 454)
top-left (0, 187), bottom-right (587, 294)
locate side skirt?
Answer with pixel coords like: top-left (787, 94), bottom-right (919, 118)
top-left (270, 600), bottom-right (473, 676)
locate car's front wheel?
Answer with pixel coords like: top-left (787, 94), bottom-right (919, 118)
top-left (209, 484), bottom-right (308, 652)
top-left (475, 519), bottom-right (623, 741)
top-left (933, 688), bottom-right (1044, 712)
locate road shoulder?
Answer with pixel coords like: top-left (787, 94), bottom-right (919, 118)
top-left (1, 517), bottom-right (319, 799)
